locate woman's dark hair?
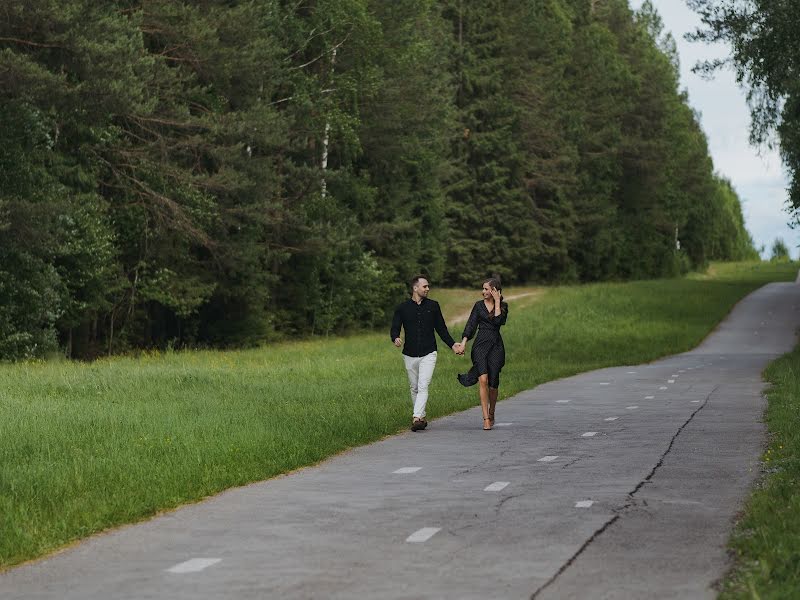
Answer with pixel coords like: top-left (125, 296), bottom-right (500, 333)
top-left (483, 276), bottom-right (503, 302)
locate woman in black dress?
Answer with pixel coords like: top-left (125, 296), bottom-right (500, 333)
top-left (457, 277), bottom-right (508, 430)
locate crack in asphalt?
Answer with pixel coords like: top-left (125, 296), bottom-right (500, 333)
top-left (561, 457), bottom-right (581, 470)
top-left (529, 384), bottom-right (719, 599)
top-left (494, 493), bottom-right (523, 516)
top-left (453, 442), bottom-right (512, 476)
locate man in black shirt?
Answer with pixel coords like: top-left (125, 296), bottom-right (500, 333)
top-left (390, 275), bottom-right (463, 431)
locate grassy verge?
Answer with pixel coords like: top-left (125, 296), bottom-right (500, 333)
top-left (0, 261), bottom-right (796, 569)
top-left (719, 344), bottom-right (800, 599)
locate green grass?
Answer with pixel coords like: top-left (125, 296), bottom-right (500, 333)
top-left (719, 344), bottom-right (800, 599)
top-left (0, 261), bottom-right (796, 569)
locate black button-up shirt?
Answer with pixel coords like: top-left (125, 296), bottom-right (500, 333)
top-left (390, 297), bottom-right (455, 357)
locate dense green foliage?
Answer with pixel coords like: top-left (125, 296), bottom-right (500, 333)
top-left (0, 260), bottom-right (793, 568)
top-left (720, 342), bottom-right (800, 599)
top-left (0, 0), bottom-right (758, 359)
top-left (690, 0), bottom-right (800, 223)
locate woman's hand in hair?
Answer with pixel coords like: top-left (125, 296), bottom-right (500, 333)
top-left (490, 288), bottom-right (502, 316)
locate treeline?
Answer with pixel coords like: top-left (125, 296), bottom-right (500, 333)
top-left (0, 0), bottom-right (757, 359)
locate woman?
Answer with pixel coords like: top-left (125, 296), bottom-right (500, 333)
top-left (457, 277), bottom-right (509, 430)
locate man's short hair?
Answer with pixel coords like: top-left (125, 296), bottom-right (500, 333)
top-left (410, 274), bottom-right (429, 288)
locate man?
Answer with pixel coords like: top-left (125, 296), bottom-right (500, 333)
top-left (390, 275), bottom-right (463, 431)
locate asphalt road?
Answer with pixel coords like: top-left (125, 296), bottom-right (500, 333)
top-left (2, 281), bottom-right (799, 599)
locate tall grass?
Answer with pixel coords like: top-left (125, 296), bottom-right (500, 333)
top-left (720, 345), bottom-right (800, 598)
top-left (0, 261), bottom-right (795, 568)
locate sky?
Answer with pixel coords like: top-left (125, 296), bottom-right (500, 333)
top-left (629, 0), bottom-right (795, 258)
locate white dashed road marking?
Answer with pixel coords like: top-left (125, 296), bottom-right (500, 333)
top-left (668, 379), bottom-right (675, 383)
top-left (406, 528), bottom-right (441, 543)
top-left (599, 382), bottom-right (610, 386)
top-left (556, 400), bottom-right (571, 403)
top-left (575, 500), bottom-right (594, 508)
top-left (494, 422), bottom-right (513, 427)
top-left (484, 481), bottom-right (510, 492)
top-left (645, 396), bottom-right (654, 400)
top-left (538, 456), bottom-right (559, 462)
top-left (582, 432), bottom-right (598, 437)
top-left (659, 386), bottom-right (668, 390)
top-left (393, 467), bottom-right (421, 474)
top-left (604, 417), bottom-right (619, 421)
top-left (626, 406), bottom-right (638, 410)
top-left (166, 559), bottom-right (222, 574)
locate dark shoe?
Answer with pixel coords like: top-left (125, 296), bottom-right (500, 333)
top-left (411, 418), bottom-right (425, 432)
top-left (419, 418), bottom-right (428, 430)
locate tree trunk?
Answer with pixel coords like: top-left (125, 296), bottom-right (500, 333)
top-left (320, 47), bottom-right (337, 198)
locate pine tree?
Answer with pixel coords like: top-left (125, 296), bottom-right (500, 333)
top-left (442, 0), bottom-right (578, 285)
top-left (355, 0), bottom-right (455, 288)
top-left (564, 1), bottom-right (634, 280)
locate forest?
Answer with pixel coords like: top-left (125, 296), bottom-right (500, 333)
top-left (0, 0), bottom-right (759, 359)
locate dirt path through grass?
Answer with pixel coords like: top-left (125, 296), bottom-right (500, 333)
top-left (448, 290), bottom-right (544, 324)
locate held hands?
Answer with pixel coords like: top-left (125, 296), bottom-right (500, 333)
top-left (395, 337), bottom-right (464, 354)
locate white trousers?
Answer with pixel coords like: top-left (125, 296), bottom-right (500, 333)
top-left (403, 351), bottom-right (438, 419)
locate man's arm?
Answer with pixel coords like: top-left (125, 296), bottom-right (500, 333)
top-left (433, 302), bottom-right (457, 349)
top-left (390, 305), bottom-right (403, 346)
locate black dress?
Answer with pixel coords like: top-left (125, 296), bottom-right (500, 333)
top-left (458, 300), bottom-right (508, 389)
